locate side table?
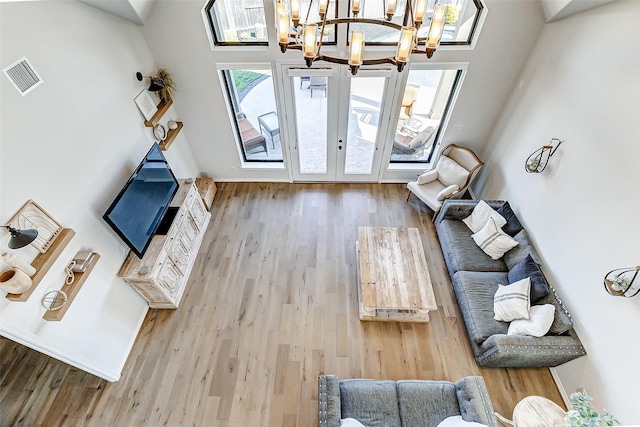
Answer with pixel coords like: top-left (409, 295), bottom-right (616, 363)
top-left (257, 111), bottom-right (280, 148)
top-left (496, 396), bottom-right (566, 427)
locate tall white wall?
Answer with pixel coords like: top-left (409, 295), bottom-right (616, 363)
top-left (475, 0), bottom-right (640, 421)
top-left (141, 0), bottom-right (545, 182)
top-left (0, 1), bottom-right (199, 381)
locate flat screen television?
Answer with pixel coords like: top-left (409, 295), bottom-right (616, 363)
top-left (103, 143), bottom-right (179, 258)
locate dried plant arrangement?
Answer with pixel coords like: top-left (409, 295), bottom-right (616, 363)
top-left (153, 68), bottom-right (176, 102)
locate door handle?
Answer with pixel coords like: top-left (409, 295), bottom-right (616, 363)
top-left (338, 139), bottom-right (343, 150)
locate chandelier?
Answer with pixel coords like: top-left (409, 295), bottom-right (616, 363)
top-left (276, 0), bottom-right (448, 75)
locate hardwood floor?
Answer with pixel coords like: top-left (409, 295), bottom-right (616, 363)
top-left (0, 183), bottom-right (564, 426)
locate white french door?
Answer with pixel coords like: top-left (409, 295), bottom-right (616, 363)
top-left (280, 65), bottom-right (398, 182)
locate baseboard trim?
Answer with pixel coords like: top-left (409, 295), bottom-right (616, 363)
top-left (212, 178), bottom-right (291, 183)
top-left (549, 367), bottom-right (570, 408)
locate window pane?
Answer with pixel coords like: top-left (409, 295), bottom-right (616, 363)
top-left (294, 76), bottom-right (328, 174)
top-left (348, 0), bottom-right (481, 45)
top-left (207, 0), bottom-right (268, 44)
top-left (293, 0), bottom-right (337, 44)
top-left (222, 69), bottom-right (283, 162)
top-left (349, 0), bottom-right (407, 44)
top-left (390, 68), bottom-right (460, 163)
top-left (441, 0), bottom-right (481, 44)
top-left (296, 0), bottom-right (338, 22)
top-left (344, 77), bottom-right (386, 175)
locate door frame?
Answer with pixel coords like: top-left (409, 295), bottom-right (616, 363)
top-left (279, 66), bottom-right (338, 182)
top-left (277, 62), bottom-right (400, 182)
top-left (335, 68), bottom-right (397, 182)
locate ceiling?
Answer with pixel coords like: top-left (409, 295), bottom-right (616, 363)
top-left (540, 0), bottom-right (618, 22)
top-left (78, 0), bottom-right (618, 26)
top-left (77, 0), bottom-right (155, 25)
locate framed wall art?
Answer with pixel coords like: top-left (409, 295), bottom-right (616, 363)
top-left (134, 89), bottom-right (157, 121)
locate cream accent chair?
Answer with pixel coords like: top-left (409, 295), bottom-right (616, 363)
top-left (407, 144), bottom-right (483, 218)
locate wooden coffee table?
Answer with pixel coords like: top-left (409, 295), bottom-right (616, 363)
top-left (356, 227), bottom-right (437, 322)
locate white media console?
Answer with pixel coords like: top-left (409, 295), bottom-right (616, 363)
top-left (117, 180), bottom-right (211, 308)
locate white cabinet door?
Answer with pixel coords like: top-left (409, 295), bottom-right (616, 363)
top-left (157, 258), bottom-right (182, 297)
top-left (181, 214), bottom-right (199, 247)
top-left (189, 195), bottom-right (208, 230)
top-left (169, 233), bottom-right (191, 274)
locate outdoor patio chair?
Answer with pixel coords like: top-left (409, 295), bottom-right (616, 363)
top-left (236, 112), bottom-right (267, 154)
top-left (236, 28), bottom-right (256, 41)
top-left (407, 144), bottom-right (483, 218)
top-left (393, 125), bottom-right (436, 156)
top-left (310, 76), bottom-right (327, 98)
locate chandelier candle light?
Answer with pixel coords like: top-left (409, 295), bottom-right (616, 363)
top-left (276, 0), bottom-right (448, 75)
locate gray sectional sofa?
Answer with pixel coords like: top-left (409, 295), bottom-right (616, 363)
top-left (318, 375), bottom-right (498, 427)
top-left (434, 199), bottom-right (586, 367)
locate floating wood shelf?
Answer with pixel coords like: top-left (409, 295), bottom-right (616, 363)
top-left (144, 99), bottom-right (173, 127)
top-left (5, 228), bottom-right (76, 302)
top-left (159, 121), bottom-right (183, 151)
top-left (43, 252), bottom-right (100, 321)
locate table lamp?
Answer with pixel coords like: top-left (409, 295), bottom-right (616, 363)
top-left (3, 225), bottom-right (38, 249)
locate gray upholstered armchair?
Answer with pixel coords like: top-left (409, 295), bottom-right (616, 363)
top-left (407, 144), bottom-right (483, 217)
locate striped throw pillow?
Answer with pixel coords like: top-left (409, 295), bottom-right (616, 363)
top-left (471, 217), bottom-right (519, 260)
top-left (494, 277), bottom-right (531, 322)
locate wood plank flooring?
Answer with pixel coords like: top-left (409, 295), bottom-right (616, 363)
top-left (0, 183), bottom-right (564, 426)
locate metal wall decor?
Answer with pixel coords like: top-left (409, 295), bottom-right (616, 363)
top-left (41, 289), bottom-right (67, 310)
top-left (603, 266), bottom-right (640, 297)
top-left (6, 200), bottom-right (62, 253)
top-left (525, 138), bottom-right (563, 173)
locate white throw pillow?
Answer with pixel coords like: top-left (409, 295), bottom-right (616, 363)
top-left (340, 418), bottom-right (366, 427)
top-left (436, 155), bottom-right (469, 188)
top-left (417, 169), bottom-right (438, 185)
top-left (437, 415), bottom-right (489, 427)
top-left (471, 218), bottom-right (519, 260)
top-left (437, 184), bottom-right (460, 201)
top-left (494, 277), bottom-right (531, 322)
top-left (462, 200), bottom-right (507, 233)
top-left (508, 304), bottom-right (555, 337)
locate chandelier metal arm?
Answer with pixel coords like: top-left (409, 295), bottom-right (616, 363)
top-left (318, 17), bottom-right (405, 30)
top-left (408, 0), bottom-right (416, 26)
top-left (286, 44), bottom-right (400, 65)
top-left (286, 20), bottom-right (431, 46)
top-left (303, 0), bottom-right (313, 24)
top-left (285, 44), bottom-right (407, 72)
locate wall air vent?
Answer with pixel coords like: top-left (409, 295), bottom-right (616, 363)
top-left (3, 57), bottom-right (43, 96)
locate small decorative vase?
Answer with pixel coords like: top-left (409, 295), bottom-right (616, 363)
top-left (1, 252), bottom-right (36, 276)
top-left (0, 268), bottom-right (33, 294)
top-left (168, 120), bottom-right (178, 130)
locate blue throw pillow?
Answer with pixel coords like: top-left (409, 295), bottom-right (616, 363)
top-left (508, 254), bottom-right (549, 303)
top-left (497, 201), bottom-right (524, 237)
